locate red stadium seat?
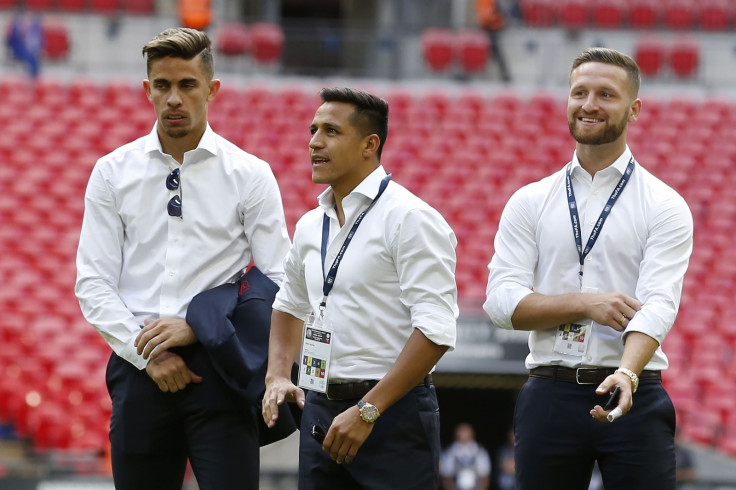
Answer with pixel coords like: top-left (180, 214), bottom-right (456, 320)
top-left (249, 23), bottom-right (284, 64)
top-left (42, 21), bottom-right (70, 61)
top-left (57, 0), bottom-right (85, 11)
top-left (670, 38), bottom-right (699, 79)
top-left (216, 22), bottom-right (250, 56)
top-left (663, 0), bottom-right (697, 30)
top-left (558, 0), bottom-right (588, 30)
top-left (519, 0), bottom-right (556, 27)
top-left (700, 0), bottom-right (730, 30)
top-left (629, 0), bottom-right (659, 28)
top-left (125, 0), bottom-right (154, 14)
top-left (456, 29), bottom-right (490, 74)
top-left (592, 0), bottom-right (628, 28)
top-left (90, 0), bottom-right (119, 14)
top-left (25, 0), bottom-right (55, 10)
top-left (421, 28), bottom-right (455, 72)
top-left (634, 37), bottom-right (665, 77)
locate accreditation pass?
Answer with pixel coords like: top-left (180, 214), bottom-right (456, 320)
top-left (298, 314), bottom-right (333, 393)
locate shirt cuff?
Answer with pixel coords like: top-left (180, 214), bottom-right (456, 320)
top-left (484, 285), bottom-right (533, 330)
top-left (411, 302), bottom-right (457, 349)
top-left (119, 342), bottom-right (148, 370)
top-left (272, 301), bottom-right (310, 323)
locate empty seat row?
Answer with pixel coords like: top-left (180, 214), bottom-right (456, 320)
top-left (421, 28), bottom-right (492, 74)
top-left (519, 0), bottom-right (734, 31)
top-left (0, 0), bottom-right (154, 14)
top-left (0, 80), bottom-right (735, 457)
top-left (635, 37), bottom-right (699, 78)
top-left (216, 22), bottom-right (285, 63)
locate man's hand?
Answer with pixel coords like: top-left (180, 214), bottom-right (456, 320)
top-left (584, 293), bottom-right (642, 331)
top-left (145, 350), bottom-right (202, 392)
top-left (135, 318), bottom-right (198, 360)
top-left (590, 371), bottom-right (634, 422)
top-left (322, 406), bottom-right (374, 464)
top-left (262, 375), bottom-right (305, 428)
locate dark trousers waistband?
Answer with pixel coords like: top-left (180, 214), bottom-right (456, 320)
top-left (529, 366), bottom-right (661, 385)
top-left (324, 375), bottom-right (433, 401)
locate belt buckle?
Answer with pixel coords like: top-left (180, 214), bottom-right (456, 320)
top-left (575, 368), bottom-right (597, 385)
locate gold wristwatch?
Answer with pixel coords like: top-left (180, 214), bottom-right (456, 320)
top-left (357, 400), bottom-right (380, 423)
top-left (616, 367), bottom-right (639, 393)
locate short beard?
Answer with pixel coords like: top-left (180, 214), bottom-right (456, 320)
top-left (163, 127), bottom-right (188, 139)
top-left (568, 112), bottom-right (628, 145)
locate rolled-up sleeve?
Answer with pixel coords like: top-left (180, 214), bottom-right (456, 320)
top-left (394, 207), bottom-right (458, 349)
top-left (625, 194), bottom-right (693, 344)
top-left (484, 187), bottom-right (537, 330)
top-left (272, 220), bottom-right (313, 322)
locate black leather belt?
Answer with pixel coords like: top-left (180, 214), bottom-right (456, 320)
top-left (529, 366), bottom-right (661, 385)
top-left (325, 375), bottom-right (433, 401)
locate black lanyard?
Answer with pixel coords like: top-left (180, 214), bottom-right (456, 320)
top-left (566, 157), bottom-right (634, 283)
top-left (319, 174), bottom-right (392, 315)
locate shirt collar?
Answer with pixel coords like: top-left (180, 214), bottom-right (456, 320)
top-left (570, 145), bottom-right (633, 177)
top-left (143, 122), bottom-right (218, 160)
top-left (317, 165), bottom-right (387, 213)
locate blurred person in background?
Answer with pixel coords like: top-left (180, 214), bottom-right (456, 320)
top-left (675, 426), bottom-right (697, 486)
top-left (495, 427), bottom-right (514, 490)
top-left (75, 27), bottom-right (291, 490)
top-left (484, 47), bottom-right (693, 490)
top-left (440, 422), bottom-right (491, 490)
top-left (262, 87), bottom-right (458, 489)
top-left (475, 0), bottom-right (511, 82)
top-left (6, 11), bottom-right (43, 78)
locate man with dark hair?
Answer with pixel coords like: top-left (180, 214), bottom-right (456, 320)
top-left (262, 87), bottom-right (458, 489)
top-left (484, 47), bottom-right (693, 489)
top-left (75, 27), bottom-right (291, 490)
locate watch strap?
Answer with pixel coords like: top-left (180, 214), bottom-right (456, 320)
top-left (615, 367), bottom-right (639, 393)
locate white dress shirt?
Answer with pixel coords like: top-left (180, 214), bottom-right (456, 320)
top-left (75, 123), bottom-right (291, 370)
top-left (484, 146), bottom-right (693, 370)
top-left (273, 166), bottom-right (458, 381)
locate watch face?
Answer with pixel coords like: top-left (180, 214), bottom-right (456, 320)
top-left (360, 403), bottom-right (379, 422)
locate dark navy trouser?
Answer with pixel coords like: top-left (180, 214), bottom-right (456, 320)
top-left (106, 350), bottom-right (260, 490)
top-left (299, 384), bottom-right (441, 490)
top-left (514, 375), bottom-right (676, 490)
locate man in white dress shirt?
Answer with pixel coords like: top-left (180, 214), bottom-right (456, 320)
top-left (484, 47), bottom-right (693, 489)
top-left (262, 87), bottom-right (458, 489)
top-left (75, 28), bottom-right (291, 490)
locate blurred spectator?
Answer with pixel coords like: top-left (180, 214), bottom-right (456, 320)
top-left (6, 12), bottom-right (43, 78)
top-left (675, 427), bottom-right (697, 486)
top-left (441, 422), bottom-right (491, 490)
top-left (495, 427), bottom-right (515, 490)
top-left (179, 0), bottom-right (212, 30)
top-left (475, 0), bottom-right (511, 82)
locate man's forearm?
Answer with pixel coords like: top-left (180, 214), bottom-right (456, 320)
top-left (362, 328), bottom-right (449, 413)
top-left (266, 309), bottom-right (304, 380)
top-left (511, 292), bottom-right (588, 330)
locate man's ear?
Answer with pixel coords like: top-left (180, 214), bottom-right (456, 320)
top-left (207, 79), bottom-right (221, 102)
top-left (628, 98), bottom-right (642, 123)
top-left (362, 134), bottom-right (381, 158)
top-left (143, 79), bottom-right (152, 102)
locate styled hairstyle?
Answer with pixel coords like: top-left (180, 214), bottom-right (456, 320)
top-left (570, 47), bottom-right (641, 97)
top-left (319, 87), bottom-right (389, 159)
top-left (142, 28), bottom-right (214, 80)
